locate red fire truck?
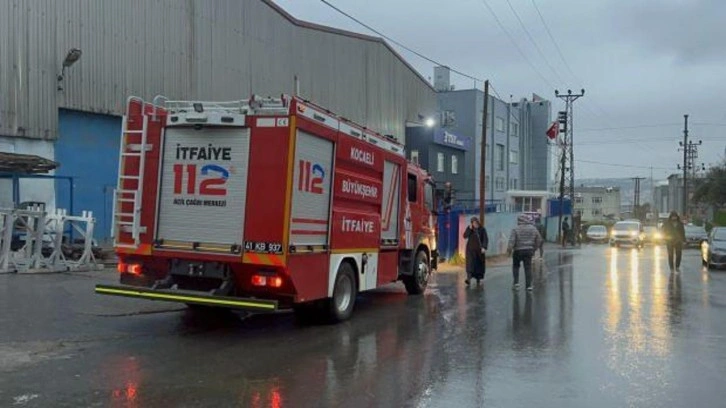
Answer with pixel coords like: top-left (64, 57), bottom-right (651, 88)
top-left (95, 95), bottom-right (438, 322)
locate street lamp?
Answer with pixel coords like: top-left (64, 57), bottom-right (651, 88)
top-left (57, 48), bottom-right (82, 91)
top-left (425, 117), bottom-right (436, 128)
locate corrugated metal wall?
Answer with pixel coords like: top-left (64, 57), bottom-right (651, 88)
top-left (0, 0), bottom-right (436, 142)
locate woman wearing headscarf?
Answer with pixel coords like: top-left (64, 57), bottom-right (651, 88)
top-left (662, 211), bottom-right (686, 271)
top-left (463, 216), bottom-right (488, 286)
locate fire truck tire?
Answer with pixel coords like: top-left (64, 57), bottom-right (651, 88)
top-left (327, 262), bottom-right (357, 323)
top-left (403, 250), bottom-right (429, 295)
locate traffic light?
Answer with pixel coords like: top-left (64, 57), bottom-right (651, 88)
top-left (557, 111), bottom-right (567, 133)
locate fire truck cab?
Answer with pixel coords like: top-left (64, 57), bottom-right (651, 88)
top-left (95, 95), bottom-right (438, 322)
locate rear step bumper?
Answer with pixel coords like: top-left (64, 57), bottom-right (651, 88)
top-left (95, 284), bottom-right (278, 312)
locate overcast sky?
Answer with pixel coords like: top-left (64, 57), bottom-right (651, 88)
top-left (275, 0), bottom-right (726, 180)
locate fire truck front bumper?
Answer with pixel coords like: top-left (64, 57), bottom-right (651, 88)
top-left (95, 284), bottom-right (279, 312)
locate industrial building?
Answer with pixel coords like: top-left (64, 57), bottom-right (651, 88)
top-left (405, 126), bottom-right (471, 199)
top-left (573, 186), bottom-right (621, 222)
top-left (433, 66), bottom-right (552, 205)
top-left (0, 0), bottom-right (437, 241)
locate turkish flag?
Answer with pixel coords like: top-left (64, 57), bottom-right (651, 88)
top-left (546, 121), bottom-right (559, 140)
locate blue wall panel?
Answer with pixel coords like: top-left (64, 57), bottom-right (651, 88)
top-left (56, 109), bottom-right (121, 243)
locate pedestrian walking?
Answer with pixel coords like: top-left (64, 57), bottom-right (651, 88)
top-left (573, 212), bottom-right (582, 247)
top-left (662, 211), bottom-right (686, 271)
top-left (463, 216), bottom-right (488, 286)
top-left (561, 217), bottom-right (571, 248)
top-left (508, 214), bottom-right (544, 291)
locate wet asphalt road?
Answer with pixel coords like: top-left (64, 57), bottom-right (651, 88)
top-left (1, 244), bottom-right (726, 407)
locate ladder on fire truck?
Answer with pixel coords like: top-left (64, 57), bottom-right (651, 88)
top-left (112, 97), bottom-right (150, 249)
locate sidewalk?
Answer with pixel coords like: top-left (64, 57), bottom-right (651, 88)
top-left (437, 242), bottom-right (562, 273)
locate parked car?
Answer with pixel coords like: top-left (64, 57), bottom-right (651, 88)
top-left (702, 227), bottom-right (726, 269)
top-left (685, 225), bottom-right (708, 248)
top-left (609, 221), bottom-right (644, 248)
top-left (643, 226), bottom-right (664, 245)
top-left (586, 225), bottom-right (608, 243)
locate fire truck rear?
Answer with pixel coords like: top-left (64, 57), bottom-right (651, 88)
top-left (95, 95), bottom-right (438, 322)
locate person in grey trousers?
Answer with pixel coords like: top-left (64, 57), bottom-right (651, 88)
top-left (507, 214), bottom-right (544, 291)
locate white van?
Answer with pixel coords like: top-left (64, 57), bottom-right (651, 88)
top-left (609, 221), bottom-right (644, 248)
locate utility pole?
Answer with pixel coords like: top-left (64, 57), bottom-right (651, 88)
top-left (678, 114), bottom-right (701, 218)
top-left (557, 139), bottom-right (566, 245)
top-left (555, 89), bottom-right (585, 245)
top-left (479, 80), bottom-right (489, 224)
top-left (632, 177), bottom-right (645, 220)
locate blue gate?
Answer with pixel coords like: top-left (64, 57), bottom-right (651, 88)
top-left (56, 109), bottom-right (121, 243)
top-left (437, 201), bottom-right (501, 261)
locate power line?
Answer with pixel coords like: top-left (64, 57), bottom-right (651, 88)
top-left (503, 0), bottom-right (568, 87)
top-left (530, 0), bottom-right (583, 87)
top-left (477, 0), bottom-right (556, 89)
top-left (488, 83), bottom-right (504, 101)
top-left (575, 159), bottom-right (673, 171)
top-left (579, 122), bottom-right (726, 132)
top-left (318, 0), bottom-right (483, 83)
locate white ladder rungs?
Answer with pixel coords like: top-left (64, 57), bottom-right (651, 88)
top-left (121, 152), bottom-right (143, 158)
top-left (127, 143), bottom-right (152, 152)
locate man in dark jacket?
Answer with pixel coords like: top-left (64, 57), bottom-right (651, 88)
top-left (561, 218), bottom-right (571, 248)
top-left (662, 211), bottom-right (686, 271)
top-left (463, 216), bottom-right (488, 286)
top-left (508, 214), bottom-right (544, 291)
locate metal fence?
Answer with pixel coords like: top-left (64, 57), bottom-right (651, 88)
top-left (0, 207), bottom-right (100, 274)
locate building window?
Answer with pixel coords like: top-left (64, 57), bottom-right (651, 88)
top-left (509, 149), bottom-right (518, 164)
top-left (511, 122), bottom-right (519, 137)
top-left (510, 178), bottom-right (518, 189)
top-left (410, 150), bottom-right (419, 165)
top-left (486, 176), bottom-right (490, 191)
top-left (593, 208), bottom-right (602, 216)
top-left (437, 152), bottom-right (444, 172)
top-left (442, 110), bottom-right (456, 127)
top-left (408, 173), bottom-right (417, 202)
top-left (495, 117), bottom-right (505, 132)
top-left (496, 177), bottom-right (505, 191)
top-left (575, 196), bottom-right (583, 204)
top-left (451, 155), bottom-right (458, 174)
top-left (592, 196), bottom-right (603, 204)
top-left (496, 144), bottom-right (505, 171)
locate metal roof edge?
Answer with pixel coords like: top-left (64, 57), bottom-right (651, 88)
top-left (263, 0), bottom-right (435, 92)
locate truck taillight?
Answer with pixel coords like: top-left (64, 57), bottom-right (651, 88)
top-left (268, 276), bottom-right (283, 288)
top-left (251, 275), bottom-right (283, 288)
top-left (118, 262), bottom-right (142, 275)
top-left (128, 264), bottom-right (142, 275)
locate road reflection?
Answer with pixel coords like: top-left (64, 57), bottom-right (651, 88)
top-left (99, 289), bottom-right (447, 407)
top-left (107, 356), bottom-right (141, 408)
top-left (602, 245), bottom-right (688, 404)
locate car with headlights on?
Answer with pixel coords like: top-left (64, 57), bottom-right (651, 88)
top-left (643, 226), bottom-right (664, 245)
top-left (685, 225), bottom-right (708, 248)
top-left (609, 221), bottom-right (643, 248)
top-left (702, 227), bottom-right (726, 269)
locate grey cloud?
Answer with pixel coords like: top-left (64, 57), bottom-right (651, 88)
top-left (611, 0), bottom-right (726, 63)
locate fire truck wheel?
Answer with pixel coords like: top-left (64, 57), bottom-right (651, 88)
top-left (327, 262), bottom-right (357, 323)
top-left (404, 250), bottom-right (429, 295)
